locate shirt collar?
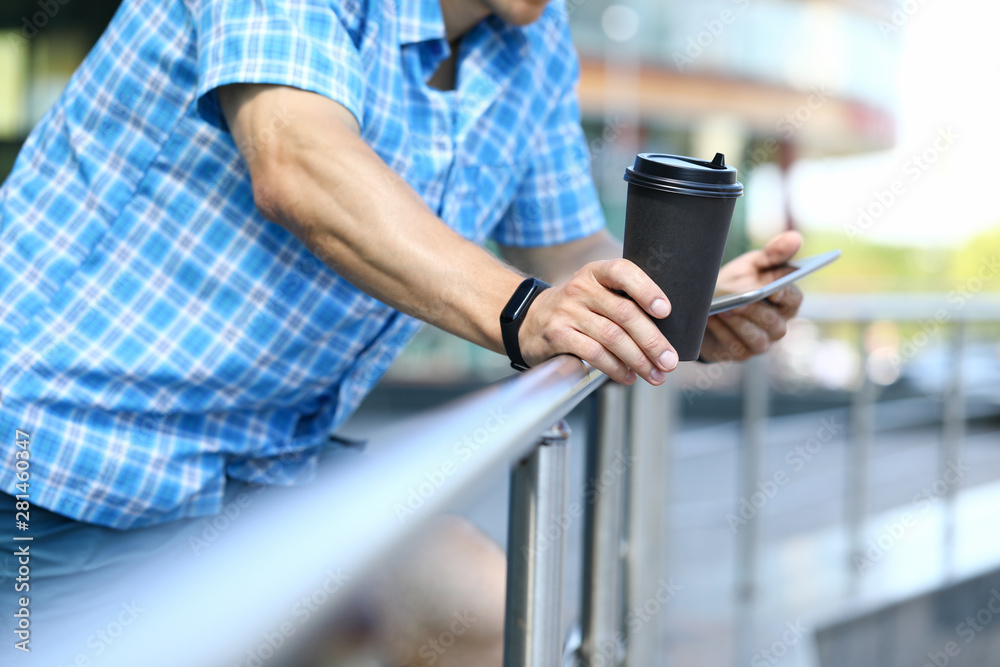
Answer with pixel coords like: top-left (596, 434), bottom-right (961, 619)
top-left (397, 0), bottom-right (448, 45)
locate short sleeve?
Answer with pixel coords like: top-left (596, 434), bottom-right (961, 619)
top-left (492, 55), bottom-right (606, 247)
top-left (194, 0), bottom-right (366, 129)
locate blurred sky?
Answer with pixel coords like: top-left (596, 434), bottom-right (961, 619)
top-left (751, 0), bottom-right (1000, 248)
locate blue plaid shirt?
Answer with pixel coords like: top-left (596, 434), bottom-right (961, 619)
top-left (0, 0), bottom-right (604, 528)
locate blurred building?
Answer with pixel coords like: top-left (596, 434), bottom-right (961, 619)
top-left (0, 1), bottom-right (121, 176)
top-left (568, 0), bottom-right (899, 251)
top-left (0, 0), bottom-right (903, 384)
top-left (0, 1), bottom-right (900, 196)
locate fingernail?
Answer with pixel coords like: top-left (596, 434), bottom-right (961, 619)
top-left (625, 370), bottom-right (637, 384)
top-left (651, 298), bottom-right (670, 318)
top-left (658, 350), bottom-right (678, 371)
top-left (651, 368), bottom-right (666, 383)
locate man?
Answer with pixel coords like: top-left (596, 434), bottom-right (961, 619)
top-left (0, 0), bottom-right (802, 664)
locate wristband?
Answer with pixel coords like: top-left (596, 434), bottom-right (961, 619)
top-left (500, 277), bottom-right (550, 372)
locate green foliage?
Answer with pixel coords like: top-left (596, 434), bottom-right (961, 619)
top-left (794, 225), bottom-right (1000, 293)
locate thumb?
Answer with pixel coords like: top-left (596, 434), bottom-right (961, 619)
top-left (754, 230), bottom-right (803, 269)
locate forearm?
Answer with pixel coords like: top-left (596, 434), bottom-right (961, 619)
top-left (274, 146), bottom-right (523, 353)
top-left (232, 87), bottom-right (523, 354)
top-left (502, 228), bottom-right (623, 285)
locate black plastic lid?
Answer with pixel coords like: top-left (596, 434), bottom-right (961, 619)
top-left (624, 153), bottom-right (743, 199)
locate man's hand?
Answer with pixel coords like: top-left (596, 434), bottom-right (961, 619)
top-left (518, 259), bottom-right (679, 386)
top-left (699, 231), bottom-right (805, 363)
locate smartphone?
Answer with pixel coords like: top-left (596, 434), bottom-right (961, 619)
top-left (708, 249), bottom-right (841, 316)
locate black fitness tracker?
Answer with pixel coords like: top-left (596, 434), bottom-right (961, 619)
top-left (500, 277), bottom-right (550, 372)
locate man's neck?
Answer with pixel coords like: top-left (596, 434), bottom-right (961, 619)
top-left (439, 0), bottom-right (492, 42)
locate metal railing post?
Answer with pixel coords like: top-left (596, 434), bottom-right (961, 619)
top-left (735, 354), bottom-right (769, 663)
top-left (736, 354), bottom-right (769, 604)
top-left (503, 420), bottom-right (572, 667)
top-left (847, 323), bottom-right (876, 593)
top-left (624, 379), bottom-right (677, 667)
top-left (941, 321), bottom-right (966, 579)
top-left (580, 382), bottom-right (629, 666)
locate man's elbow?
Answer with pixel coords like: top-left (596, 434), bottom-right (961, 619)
top-left (247, 142), bottom-right (310, 230)
top-left (250, 166), bottom-right (291, 224)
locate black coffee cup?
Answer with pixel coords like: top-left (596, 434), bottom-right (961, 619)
top-left (622, 152), bottom-right (743, 361)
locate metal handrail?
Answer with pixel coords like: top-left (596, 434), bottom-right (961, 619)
top-left (66, 355), bottom-right (607, 667)
top-left (728, 294), bottom-right (1000, 664)
top-left (55, 291), bottom-right (1000, 667)
top-left (798, 292), bottom-right (1000, 321)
